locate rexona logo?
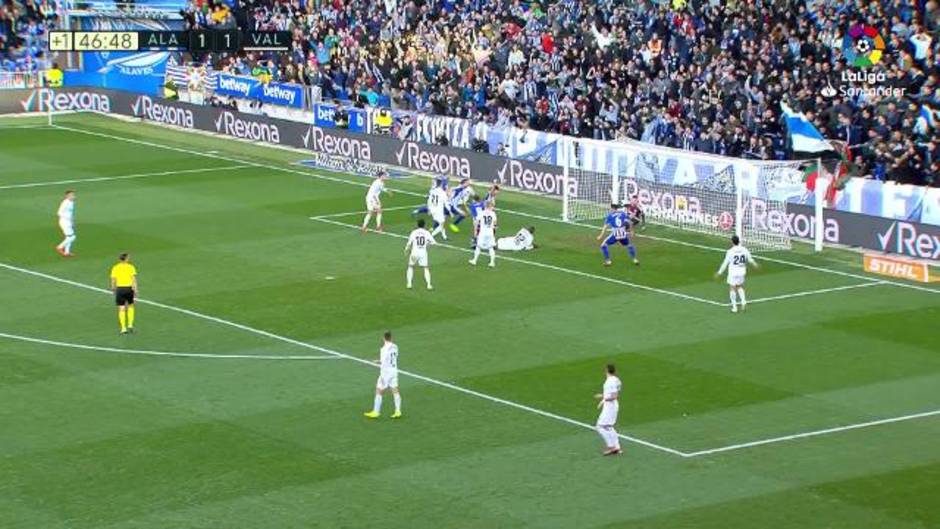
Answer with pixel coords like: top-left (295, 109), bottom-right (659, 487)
top-left (20, 89), bottom-right (111, 113)
top-left (131, 95), bottom-right (193, 129)
top-left (622, 179), bottom-right (730, 229)
top-left (261, 84), bottom-right (297, 105)
top-left (214, 111), bottom-right (280, 144)
top-left (395, 143), bottom-right (470, 179)
top-left (877, 221), bottom-right (940, 260)
top-left (750, 199), bottom-right (840, 242)
top-left (302, 127), bottom-right (371, 160)
top-left (217, 76), bottom-right (254, 97)
top-left (496, 159), bottom-right (572, 197)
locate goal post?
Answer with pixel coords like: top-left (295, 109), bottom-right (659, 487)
top-left (562, 138), bottom-right (809, 251)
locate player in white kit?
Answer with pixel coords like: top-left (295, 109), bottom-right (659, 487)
top-left (364, 331), bottom-right (402, 419)
top-left (361, 171), bottom-right (391, 233)
top-left (427, 183), bottom-right (449, 240)
top-left (404, 219), bottom-right (435, 290)
top-left (55, 190), bottom-right (77, 257)
top-left (469, 201), bottom-right (497, 267)
top-left (594, 364), bottom-right (622, 456)
top-left (497, 226), bottom-right (536, 251)
top-left (715, 235), bottom-right (758, 313)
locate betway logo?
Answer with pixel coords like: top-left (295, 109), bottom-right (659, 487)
top-left (214, 111), bottom-right (281, 144)
top-left (261, 83), bottom-right (297, 105)
top-left (395, 143), bottom-right (470, 179)
top-left (877, 221), bottom-right (940, 260)
top-left (131, 95), bottom-right (193, 129)
top-left (217, 76), bottom-right (254, 97)
top-left (751, 200), bottom-right (840, 242)
top-left (20, 89), bottom-right (111, 113)
top-left (496, 160), bottom-right (573, 197)
top-left (302, 127), bottom-right (371, 160)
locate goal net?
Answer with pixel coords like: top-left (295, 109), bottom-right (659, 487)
top-left (562, 138), bottom-right (808, 251)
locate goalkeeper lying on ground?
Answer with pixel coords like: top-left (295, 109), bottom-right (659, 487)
top-left (497, 226), bottom-right (537, 251)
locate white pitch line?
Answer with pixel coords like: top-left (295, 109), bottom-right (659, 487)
top-left (310, 216), bottom-right (725, 307)
top-left (0, 165), bottom-right (250, 190)
top-left (731, 281), bottom-right (887, 306)
top-left (51, 122), bottom-right (940, 298)
top-left (683, 409), bottom-right (940, 457)
top-left (0, 331), bottom-right (339, 360)
top-left (309, 204), bottom-right (423, 220)
top-left (0, 261), bottom-right (687, 457)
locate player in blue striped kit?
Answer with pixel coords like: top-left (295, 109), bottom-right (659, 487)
top-left (596, 204), bottom-right (639, 267)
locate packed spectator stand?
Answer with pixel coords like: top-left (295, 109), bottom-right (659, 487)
top-left (4, 0), bottom-right (940, 185)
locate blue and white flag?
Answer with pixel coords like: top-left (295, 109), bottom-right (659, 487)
top-left (914, 104), bottom-right (937, 135)
top-left (780, 102), bottom-right (833, 153)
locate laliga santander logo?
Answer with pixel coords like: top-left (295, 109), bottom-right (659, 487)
top-left (842, 24), bottom-right (885, 68)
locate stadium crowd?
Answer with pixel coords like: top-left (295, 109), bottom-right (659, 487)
top-left (185, 0), bottom-right (940, 184)
top-left (0, 0), bottom-right (57, 73)
top-left (3, 0), bottom-right (939, 184)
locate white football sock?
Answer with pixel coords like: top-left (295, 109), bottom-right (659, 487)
top-left (488, 248), bottom-right (495, 265)
top-left (471, 247), bottom-right (480, 263)
top-left (64, 235), bottom-right (75, 253)
top-left (393, 393), bottom-right (401, 413)
top-left (729, 290), bottom-right (737, 310)
top-left (423, 268), bottom-right (431, 288)
top-left (738, 288), bottom-right (747, 307)
top-left (362, 213), bottom-right (372, 228)
top-left (596, 425), bottom-right (612, 448)
top-left (609, 428), bottom-right (621, 450)
top-left (376, 213), bottom-right (382, 227)
top-left (372, 394), bottom-right (382, 413)
top-left (406, 266), bottom-right (414, 288)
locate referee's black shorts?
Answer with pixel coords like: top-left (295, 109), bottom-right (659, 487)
top-left (114, 287), bottom-right (135, 306)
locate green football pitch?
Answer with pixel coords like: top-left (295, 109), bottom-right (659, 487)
top-left (1, 113), bottom-right (938, 529)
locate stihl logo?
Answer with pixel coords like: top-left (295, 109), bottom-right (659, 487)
top-left (20, 89), bottom-right (111, 112)
top-left (213, 111), bottom-right (281, 144)
top-left (132, 95), bottom-right (193, 129)
top-left (395, 143), bottom-right (470, 179)
top-left (877, 221), bottom-right (940, 260)
top-left (302, 127), bottom-right (371, 160)
top-left (863, 254), bottom-right (930, 282)
top-left (496, 160), bottom-right (573, 197)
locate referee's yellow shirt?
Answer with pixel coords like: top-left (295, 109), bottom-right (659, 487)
top-left (110, 262), bottom-right (137, 287)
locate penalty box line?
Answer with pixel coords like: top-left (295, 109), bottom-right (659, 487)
top-left (50, 122), bottom-right (940, 300)
top-left (725, 281), bottom-right (888, 306)
top-left (309, 216), bottom-right (725, 307)
top-left (0, 261), bottom-right (688, 458)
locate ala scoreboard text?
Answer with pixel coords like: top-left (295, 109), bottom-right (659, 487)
top-left (48, 30), bottom-right (291, 53)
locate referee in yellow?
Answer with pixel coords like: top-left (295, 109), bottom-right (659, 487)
top-left (110, 253), bottom-right (138, 334)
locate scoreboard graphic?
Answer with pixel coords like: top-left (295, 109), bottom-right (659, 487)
top-left (49, 30), bottom-right (291, 53)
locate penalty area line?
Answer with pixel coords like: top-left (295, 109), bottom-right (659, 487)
top-left (727, 281), bottom-right (887, 306)
top-left (309, 203), bottom-right (424, 220)
top-left (0, 261), bottom-right (688, 458)
top-left (309, 216), bottom-right (725, 307)
top-left (0, 331), bottom-right (340, 360)
top-left (684, 409), bottom-right (940, 457)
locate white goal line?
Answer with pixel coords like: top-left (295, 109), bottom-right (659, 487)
top-left (48, 121), bottom-right (940, 301)
top-left (0, 165), bottom-right (251, 190)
